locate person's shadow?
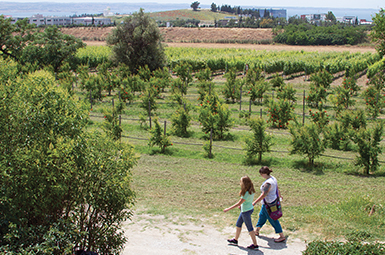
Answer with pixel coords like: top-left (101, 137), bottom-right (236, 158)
top-left (228, 235), bottom-right (288, 254)
top-left (230, 244), bottom-right (264, 255)
top-left (257, 235), bottom-right (288, 251)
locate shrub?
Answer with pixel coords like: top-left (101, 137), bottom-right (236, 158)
top-left (303, 240), bottom-right (385, 255)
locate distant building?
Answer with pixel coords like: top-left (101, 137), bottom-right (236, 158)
top-left (301, 13), bottom-right (327, 25)
top-left (343, 16), bottom-right (357, 24)
top-left (8, 14), bottom-right (112, 26)
top-left (72, 17), bottom-right (112, 26)
top-left (359, 19), bottom-right (372, 25)
top-left (254, 8), bottom-right (287, 19)
top-left (103, 7), bottom-right (114, 17)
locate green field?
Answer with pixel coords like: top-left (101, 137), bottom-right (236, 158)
top-left (80, 46), bottom-right (385, 242)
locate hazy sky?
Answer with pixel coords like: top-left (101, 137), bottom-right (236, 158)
top-left (11, 0), bottom-right (384, 10)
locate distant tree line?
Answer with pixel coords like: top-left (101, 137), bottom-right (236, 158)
top-left (274, 17), bottom-right (369, 45)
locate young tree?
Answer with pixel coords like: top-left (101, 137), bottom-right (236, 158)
top-left (244, 118), bottom-right (273, 163)
top-left (199, 93), bottom-right (233, 140)
top-left (350, 121), bottom-right (384, 175)
top-left (148, 117), bottom-right (172, 153)
top-left (289, 123), bottom-right (325, 166)
top-left (107, 8), bottom-right (166, 74)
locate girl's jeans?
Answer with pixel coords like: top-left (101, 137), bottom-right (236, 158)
top-left (236, 209), bottom-right (254, 232)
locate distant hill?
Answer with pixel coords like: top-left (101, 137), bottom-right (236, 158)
top-left (148, 9), bottom-right (236, 22)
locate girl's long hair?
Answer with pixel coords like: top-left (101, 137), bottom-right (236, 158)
top-left (240, 176), bottom-right (255, 196)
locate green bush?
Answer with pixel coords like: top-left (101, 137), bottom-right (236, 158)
top-left (303, 240), bottom-right (385, 255)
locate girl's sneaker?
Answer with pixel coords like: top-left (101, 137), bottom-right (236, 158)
top-left (227, 238), bottom-right (238, 246)
top-left (247, 244), bottom-right (259, 250)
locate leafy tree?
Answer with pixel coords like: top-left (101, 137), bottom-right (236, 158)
top-left (107, 8), bottom-right (166, 74)
top-left (326, 11), bottom-right (336, 23)
top-left (0, 16), bottom-right (84, 73)
top-left (350, 122), bottom-right (384, 175)
top-left (0, 16), bottom-right (34, 61)
top-left (244, 118), bottom-right (273, 163)
top-left (289, 123), bottom-right (326, 166)
top-left (173, 62), bottom-right (193, 95)
top-left (102, 100), bottom-right (125, 141)
top-left (191, 1), bottom-right (200, 11)
top-left (23, 25), bottom-right (85, 73)
top-left (148, 117), bottom-right (172, 153)
top-left (223, 67), bottom-right (242, 103)
top-left (211, 3), bottom-right (217, 12)
top-left (199, 93), bottom-right (233, 140)
top-left (0, 62), bottom-right (137, 253)
top-left (171, 105), bottom-right (192, 137)
top-left (370, 8), bottom-right (385, 57)
top-left (267, 99), bottom-right (295, 129)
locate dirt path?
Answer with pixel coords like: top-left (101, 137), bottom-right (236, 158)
top-left (122, 214), bottom-right (307, 255)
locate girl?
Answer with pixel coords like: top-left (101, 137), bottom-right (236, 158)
top-left (252, 166), bottom-right (285, 243)
top-left (224, 176), bottom-right (258, 250)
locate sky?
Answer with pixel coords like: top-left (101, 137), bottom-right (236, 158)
top-left (9, 0), bottom-right (384, 10)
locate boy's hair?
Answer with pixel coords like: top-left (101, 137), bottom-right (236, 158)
top-left (240, 176), bottom-right (255, 196)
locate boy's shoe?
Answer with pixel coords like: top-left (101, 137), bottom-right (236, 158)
top-left (247, 244), bottom-right (259, 250)
top-left (227, 238), bottom-right (238, 246)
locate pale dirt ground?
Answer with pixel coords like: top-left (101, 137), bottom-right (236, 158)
top-left (122, 214), bottom-right (307, 255)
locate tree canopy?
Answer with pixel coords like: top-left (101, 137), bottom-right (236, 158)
top-left (0, 15), bottom-right (84, 73)
top-left (191, 1), bottom-right (200, 11)
top-left (370, 8), bottom-right (385, 57)
top-left (107, 8), bottom-right (166, 74)
top-left (0, 58), bottom-right (138, 253)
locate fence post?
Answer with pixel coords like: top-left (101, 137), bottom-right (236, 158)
top-left (303, 90), bottom-right (306, 126)
top-left (148, 91), bottom-right (152, 129)
top-left (239, 87), bottom-right (242, 111)
top-left (89, 91), bottom-right (92, 110)
top-left (209, 128), bottom-right (213, 158)
top-left (164, 121), bottom-right (167, 136)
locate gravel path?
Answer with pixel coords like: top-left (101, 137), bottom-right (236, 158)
top-left (122, 214), bottom-right (307, 255)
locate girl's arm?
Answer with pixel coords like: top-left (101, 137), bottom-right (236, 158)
top-left (223, 198), bottom-right (245, 212)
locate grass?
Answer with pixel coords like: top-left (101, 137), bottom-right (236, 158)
top-left (77, 53), bottom-right (385, 242)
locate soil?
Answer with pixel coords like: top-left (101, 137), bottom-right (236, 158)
top-left (61, 26), bottom-right (376, 54)
top-left (122, 214), bottom-right (307, 255)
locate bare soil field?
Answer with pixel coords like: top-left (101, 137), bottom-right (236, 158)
top-left (66, 26), bottom-right (376, 53)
